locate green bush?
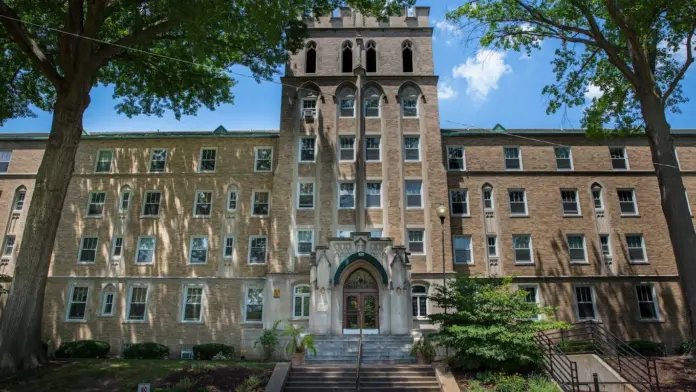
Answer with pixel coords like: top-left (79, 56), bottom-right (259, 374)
top-left (55, 340), bottom-right (110, 358)
top-left (677, 339), bottom-right (695, 355)
top-left (192, 343), bottom-right (235, 360)
top-left (557, 340), bottom-right (594, 353)
top-left (627, 340), bottom-right (665, 356)
top-left (122, 342), bottom-right (169, 359)
top-left (495, 374), bottom-right (527, 392)
top-left (528, 374), bottom-right (560, 392)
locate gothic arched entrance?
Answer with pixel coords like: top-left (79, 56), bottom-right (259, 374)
top-left (343, 268), bottom-right (379, 334)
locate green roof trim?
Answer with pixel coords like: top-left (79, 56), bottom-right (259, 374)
top-left (0, 130), bottom-right (279, 141)
top-left (492, 123), bottom-right (507, 132)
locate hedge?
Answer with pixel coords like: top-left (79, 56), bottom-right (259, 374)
top-left (192, 343), bottom-right (235, 360)
top-left (627, 340), bottom-right (665, 357)
top-left (557, 340), bottom-right (595, 354)
top-left (122, 342), bottom-right (169, 359)
top-left (55, 340), bottom-right (110, 358)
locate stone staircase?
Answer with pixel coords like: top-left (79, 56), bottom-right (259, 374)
top-left (283, 365), bottom-right (441, 391)
top-left (306, 335), bottom-right (416, 364)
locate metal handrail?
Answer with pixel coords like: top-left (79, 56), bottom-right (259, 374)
top-left (534, 332), bottom-right (579, 392)
top-left (355, 309), bottom-right (363, 392)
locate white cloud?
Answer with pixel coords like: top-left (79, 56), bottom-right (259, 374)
top-left (437, 81), bottom-right (458, 100)
top-left (434, 20), bottom-right (461, 36)
top-left (452, 50), bottom-right (512, 100)
top-left (585, 83), bottom-right (602, 101)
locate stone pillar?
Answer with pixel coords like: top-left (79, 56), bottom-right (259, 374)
top-left (389, 246), bottom-right (412, 335)
top-left (310, 247), bottom-right (332, 335)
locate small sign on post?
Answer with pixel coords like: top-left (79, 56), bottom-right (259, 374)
top-left (137, 383), bottom-right (151, 392)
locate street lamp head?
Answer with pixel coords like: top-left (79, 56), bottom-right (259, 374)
top-left (437, 202), bottom-right (447, 224)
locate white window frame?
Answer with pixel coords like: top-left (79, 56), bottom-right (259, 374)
top-left (188, 236), bottom-right (209, 264)
top-left (365, 136), bottom-right (382, 162)
top-left (508, 189), bottom-right (528, 216)
top-left (119, 190), bottom-right (132, 213)
top-left (634, 284), bottom-right (660, 321)
top-left (339, 136), bottom-right (356, 162)
top-left (446, 145), bottom-right (466, 171)
top-left (339, 97), bottom-right (356, 118)
top-left (86, 191), bottom-right (106, 217)
top-left (626, 234), bottom-right (648, 264)
top-left (198, 147), bottom-right (217, 173)
top-left (407, 229), bottom-right (425, 255)
top-left (13, 189), bottom-right (26, 212)
top-left (513, 235), bottom-right (534, 264)
top-left (299, 136), bottom-right (316, 163)
top-left (193, 190), bottom-right (213, 217)
top-left (365, 181), bottom-right (382, 209)
top-left (453, 235), bottom-right (473, 264)
top-left (504, 146), bottom-right (522, 171)
top-left (518, 284), bottom-right (541, 319)
top-left (94, 149), bottom-right (114, 173)
top-left (2, 235), bottom-right (16, 261)
top-left (141, 190), bottom-right (162, 217)
top-left (251, 190), bottom-right (270, 217)
top-left (573, 285), bottom-right (598, 321)
top-left (483, 187), bottom-right (494, 211)
top-left (77, 236), bottom-right (99, 264)
top-left (148, 148), bottom-right (168, 173)
top-left (618, 189), bottom-right (639, 216)
top-left (338, 181), bottom-right (356, 209)
top-left (111, 236), bottom-right (123, 261)
top-left (364, 94), bottom-right (381, 118)
top-left (403, 136), bottom-right (421, 162)
top-left (449, 188), bottom-right (470, 217)
top-left (567, 234), bottom-right (588, 264)
top-left (599, 234), bottom-right (612, 262)
top-left (126, 283), bottom-right (151, 322)
top-left (100, 287), bottom-right (117, 317)
top-left (0, 150), bottom-right (11, 173)
top-left (181, 284), bottom-right (205, 323)
top-left (592, 187), bottom-right (604, 211)
top-left (301, 97), bottom-right (318, 118)
top-left (554, 147), bottom-right (573, 171)
top-left (412, 284), bottom-right (428, 319)
top-left (609, 147), bottom-right (629, 170)
top-left (248, 236), bottom-right (268, 264)
top-left (405, 180), bottom-right (423, 209)
top-left (560, 189), bottom-right (581, 216)
top-left (401, 97), bottom-right (419, 118)
top-left (487, 235), bottom-right (498, 257)
top-left (135, 236), bottom-right (156, 265)
top-left (337, 228), bottom-right (354, 238)
top-left (244, 286), bottom-right (264, 323)
top-left (223, 236), bottom-right (235, 259)
top-left (227, 190), bottom-right (238, 212)
top-left (293, 285), bottom-right (311, 319)
top-left (254, 147), bottom-right (274, 173)
top-left (296, 229), bottom-right (315, 256)
top-left (297, 181), bottom-right (315, 209)
top-left (65, 285), bottom-right (90, 321)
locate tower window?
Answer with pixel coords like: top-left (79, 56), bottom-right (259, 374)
top-left (366, 41), bottom-right (377, 73)
top-left (305, 42), bottom-right (317, 74)
top-left (342, 41), bottom-right (353, 73)
top-left (402, 41), bottom-right (413, 72)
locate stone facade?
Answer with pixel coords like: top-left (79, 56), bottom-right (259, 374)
top-left (0, 6), bottom-right (692, 358)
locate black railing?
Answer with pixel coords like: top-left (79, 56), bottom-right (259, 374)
top-left (534, 331), bottom-right (580, 391)
top-left (355, 313), bottom-right (363, 392)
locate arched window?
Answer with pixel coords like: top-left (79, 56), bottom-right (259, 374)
top-left (293, 285), bottom-right (311, 318)
top-left (13, 187), bottom-right (26, 212)
top-left (339, 87), bottom-right (356, 118)
top-left (412, 285), bottom-right (427, 318)
top-left (402, 41), bottom-right (413, 72)
top-left (400, 86), bottom-right (419, 118)
top-left (119, 185), bottom-right (132, 213)
top-left (366, 41), bottom-right (377, 73)
top-left (591, 184), bottom-right (604, 210)
top-left (342, 41), bottom-right (353, 73)
top-left (305, 42), bottom-right (317, 74)
top-left (100, 284), bottom-right (117, 316)
top-left (227, 185), bottom-right (239, 212)
top-left (482, 184), bottom-right (494, 211)
top-left (364, 87), bottom-right (381, 118)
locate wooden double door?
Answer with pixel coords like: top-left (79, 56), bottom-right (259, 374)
top-left (343, 268), bottom-right (379, 332)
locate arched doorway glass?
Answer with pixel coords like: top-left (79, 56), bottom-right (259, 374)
top-left (343, 268), bottom-right (379, 334)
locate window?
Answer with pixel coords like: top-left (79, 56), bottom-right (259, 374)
top-left (339, 136), bottom-right (356, 161)
top-left (198, 148), bottom-right (217, 172)
top-left (364, 87), bottom-right (381, 118)
top-left (404, 136), bottom-right (420, 161)
top-left (252, 191), bottom-right (270, 216)
top-left (331, 8), bottom-right (340, 18)
top-left (554, 147), bottom-right (573, 170)
top-left (111, 236), bottom-right (123, 260)
top-left (405, 180), bottom-right (422, 208)
top-left (366, 41), bottom-right (376, 73)
top-left (182, 286), bottom-right (204, 322)
top-left (339, 182), bottom-right (355, 209)
top-left (189, 236), bottom-right (209, 264)
top-left (299, 137), bottom-right (316, 162)
top-left (513, 235), bottom-right (533, 264)
top-left (412, 285), bottom-right (427, 318)
top-left (66, 286), bottom-right (89, 320)
top-left (342, 41), bottom-right (353, 73)
top-left (296, 182), bottom-right (314, 209)
top-left (626, 235), bottom-right (647, 263)
top-left (142, 191), bottom-right (162, 217)
top-left (127, 286), bottom-right (149, 321)
top-left (567, 235), bottom-right (587, 263)
top-left (95, 150), bottom-right (113, 173)
top-left (254, 147), bottom-right (273, 172)
top-left (101, 288), bottom-right (116, 316)
top-left (635, 285), bottom-right (659, 320)
top-left (135, 236), bottom-right (156, 264)
top-left (13, 189), bottom-right (26, 211)
top-left (87, 192), bottom-right (106, 217)
top-left (508, 190), bottom-right (528, 216)
top-left (302, 98), bottom-right (317, 118)
top-left (337, 229), bottom-right (353, 238)
top-left (2, 235), bottom-right (16, 259)
top-left (449, 189), bottom-right (469, 216)
top-left (402, 41), bottom-right (413, 72)
top-left (487, 236), bottom-right (497, 257)
top-left (447, 146), bottom-right (465, 170)
top-left (365, 136), bottom-right (381, 161)
top-left (193, 191), bottom-right (212, 217)
top-left (0, 150), bottom-right (11, 172)
top-left (305, 41), bottom-right (316, 74)
top-left (483, 187), bottom-right (494, 210)
top-left (618, 189), bottom-right (638, 215)
top-left (609, 147), bottom-right (628, 170)
top-left (227, 191), bottom-right (238, 211)
top-left (293, 285), bottom-right (311, 318)
top-left (223, 237), bottom-right (234, 259)
top-left (406, 6), bottom-right (415, 17)
top-left (369, 229), bottom-right (383, 238)
top-left (575, 286), bottom-right (596, 321)
top-left (149, 149), bottom-right (167, 173)
top-left (504, 147), bottom-right (522, 170)
top-left (592, 187), bottom-right (603, 210)
top-left (119, 190), bottom-right (131, 213)
top-left (401, 87), bottom-right (419, 117)
top-left (339, 89), bottom-right (356, 118)
top-left (366, 181), bottom-right (382, 208)
top-left (561, 190), bottom-right (580, 215)
top-left (453, 235), bottom-right (472, 264)
top-left (599, 235), bottom-right (612, 261)
top-left (78, 237), bottom-right (98, 264)
top-left (408, 230), bottom-right (425, 254)
top-left (245, 287), bottom-right (263, 322)
top-left (296, 230), bottom-right (314, 255)
top-left (248, 236), bottom-right (267, 264)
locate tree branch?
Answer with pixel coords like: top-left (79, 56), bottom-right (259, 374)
top-left (663, 24), bottom-right (696, 103)
top-left (0, 1), bottom-right (62, 87)
top-left (90, 20), bottom-right (176, 71)
top-left (514, 0), bottom-right (594, 39)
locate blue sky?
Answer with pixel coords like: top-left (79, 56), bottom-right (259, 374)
top-left (1, 0), bottom-right (695, 134)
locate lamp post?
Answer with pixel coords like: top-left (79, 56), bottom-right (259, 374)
top-left (436, 203), bottom-right (448, 359)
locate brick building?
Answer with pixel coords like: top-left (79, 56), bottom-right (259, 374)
top-left (0, 7), bottom-right (692, 357)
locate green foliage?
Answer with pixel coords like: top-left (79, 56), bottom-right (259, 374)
top-left (55, 340), bottom-right (110, 358)
top-left (556, 340), bottom-right (595, 354)
top-left (234, 376), bottom-right (263, 392)
top-left (192, 343), bottom-right (235, 360)
top-left (495, 374), bottom-right (528, 392)
top-left (122, 342), bottom-right (170, 359)
top-left (528, 375), bottom-right (561, 392)
top-left (429, 276), bottom-right (568, 372)
top-left (677, 339), bottom-right (695, 355)
top-left (627, 340), bottom-right (665, 357)
top-left (283, 324), bottom-right (317, 356)
top-left (467, 373), bottom-right (559, 392)
top-left (254, 320), bottom-right (281, 361)
top-left (410, 335), bottom-right (437, 362)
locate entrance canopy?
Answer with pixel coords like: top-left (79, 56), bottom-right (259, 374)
top-left (333, 252), bottom-right (388, 286)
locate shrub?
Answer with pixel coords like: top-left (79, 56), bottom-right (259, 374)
top-left (528, 374), bottom-right (560, 392)
top-left (254, 320), bottom-right (281, 360)
top-left (677, 339), bottom-right (695, 355)
top-left (495, 374), bottom-right (527, 392)
top-left (557, 340), bottom-right (594, 354)
top-left (193, 343), bottom-right (235, 360)
top-left (122, 342), bottom-right (169, 359)
top-left (55, 340), bottom-right (110, 358)
top-left (627, 340), bottom-right (665, 356)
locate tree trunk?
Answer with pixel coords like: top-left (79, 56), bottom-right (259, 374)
top-left (0, 86), bottom-right (90, 374)
top-left (641, 93), bottom-right (696, 335)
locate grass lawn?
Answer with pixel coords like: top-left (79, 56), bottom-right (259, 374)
top-left (0, 359), bottom-right (275, 392)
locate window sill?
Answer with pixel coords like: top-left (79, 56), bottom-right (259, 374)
top-left (242, 321), bottom-right (263, 326)
top-left (562, 214), bottom-right (583, 218)
top-left (64, 319), bottom-right (88, 323)
top-left (139, 216), bottom-right (161, 219)
top-left (514, 262), bottom-right (535, 265)
top-left (510, 214), bottom-right (529, 218)
top-left (366, 161), bottom-right (382, 164)
top-left (451, 214), bottom-right (471, 218)
top-left (404, 160), bottom-right (422, 163)
top-left (192, 215), bottom-right (212, 219)
top-left (504, 168), bottom-right (523, 171)
top-left (366, 207), bottom-right (383, 210)
top-left (570, 261), bottom-right (590, 265)
top-left (296, 254), bottom-right (312, 257)
top-left (339, 160), bottom-right (356, 163)
top-left (247, 262), bottom-right (267, 266)
top-left (410, 253), bottom-right (426, 256)
top-left (447, 168), bottom-right (467, 172)
top-left (406, 207), bottom-right (424, 210)
top-left (628, 261), bottom-right (650, 265)
top-left (123, 320), bottom-right (148, 324)
top-left (253, 170), bottom-right (273, 174)
top-left (134, 263), bottom-right (155, 266)
top-left (85, 215), bottom-right (104, 219)
top-left (298, 161), bottom-right (316, 164)
top-left (413, 317), bottom-right (429, 321)
top-left (77, 262), bottom-right (96, 265)
top-left (297, 207), bottom-right (315, 211)
top-left (338, 207), bottom-right (356, 210)
top-left (250, 215), bottom-right (270, 218)
top-left (180, 320), bottom-right (204, 325)
top-left (620, 214), bottom-right (641, 218)
top-left (638, 319), bottom-right (664, 324)
top-left (197, 171), bottom-right (217, 174)
top-left (291, 317), bottom-right (309, 321)
top-left (454, 262), bottom-right (474, 265)
top-left (187, 263), bottom-right (208, 266)
top-left (98, 314), bottom-right (115, 318)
